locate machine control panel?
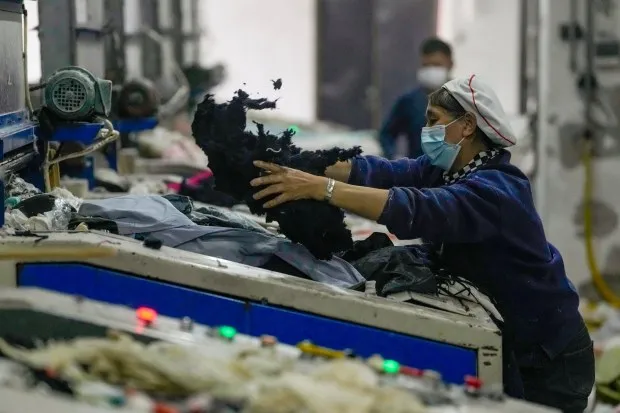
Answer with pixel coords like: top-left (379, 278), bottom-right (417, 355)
top-left (0, 288), bottom-right (557, 412)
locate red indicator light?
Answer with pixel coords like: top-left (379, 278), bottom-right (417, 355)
top-left (399, 366), bottom-right (423, 377)
top-left (464, 375), bottom-right (483, 389)
top-left (136, 306), bottom-right (157, 323)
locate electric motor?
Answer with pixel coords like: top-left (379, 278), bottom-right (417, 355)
top-left (43, 66), bottom-right (112, 121)
top-left (116, 78), bottom-right (160, 118)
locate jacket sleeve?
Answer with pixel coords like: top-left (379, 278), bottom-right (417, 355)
top-left (348, 155), bottom-right (430, 189)
top-left (376, 175), bottom-right (502, 243)
top-left (378, 98), bottom-right (404, 159)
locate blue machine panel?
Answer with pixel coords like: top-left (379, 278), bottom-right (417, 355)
top-left (0, 111), bottom-right (36, 155)
top-left (18, 264), bottom-right (249, 330)
top-left (18, 263), bottom-right (477, 383)
top-left (113, 118), bottom-right (158, 134)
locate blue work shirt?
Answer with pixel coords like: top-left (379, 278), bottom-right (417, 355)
top-left (378, 87), bottom-right (428, 159)
top-left (349, 151), bottom-right (582, 359)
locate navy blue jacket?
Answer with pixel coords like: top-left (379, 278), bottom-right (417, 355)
top-left (349, 151), bottom-right (582, 358)
top-left (378, 87), bottom-right (428, 159)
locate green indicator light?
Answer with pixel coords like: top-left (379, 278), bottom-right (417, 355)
top-left (218, 325), bottom-right (237, 340)
top-left (288, 125), bottom-right (300, 134)
top-left (4, 197), bottom-right (20, 208)
top-left (108, 395), bottom-right (126, 407)
top-left (382, 359), bottom-right (400, 374)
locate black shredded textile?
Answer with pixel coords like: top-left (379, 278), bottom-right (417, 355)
top-left (191, 87), bottom-right (362, 259)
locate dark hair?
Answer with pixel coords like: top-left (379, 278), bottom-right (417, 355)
top-left (420, 37), bottom-right (453, 58)
top-left (428, 88), bottom-right (495, 148)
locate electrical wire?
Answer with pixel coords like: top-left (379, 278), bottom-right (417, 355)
top-left (45, 147), bottom-right (60, 190)
top-left (435, 271), bottom-right (503, 325)
top-left (582, 138), bottom-right (620, 307)
top-left (42, 119), bottom-right (120, 192)
top-left (46, 119), bottom-right (119, 166)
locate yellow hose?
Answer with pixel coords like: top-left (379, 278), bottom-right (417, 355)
top-left (46, 147), bottom-right (61, 191)
top-left (582, 139), bottom-right (620, 307)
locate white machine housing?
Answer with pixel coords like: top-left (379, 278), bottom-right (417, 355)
top-left (0, 230), bottom-right (502, 384)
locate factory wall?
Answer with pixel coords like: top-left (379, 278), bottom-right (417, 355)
top-left (199, 0), bottom-right (318, 124)
top-left (23, 1), bottom-right (526, 122)
top-left (540, 0), bottom-right (620, 290)
top-left (437, 0), bottom-right (521, 115)
top-left (197, 0), bottom-right (522, 125)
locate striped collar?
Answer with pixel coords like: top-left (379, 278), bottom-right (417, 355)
top-left (443, 149), bottom-right (499, 185)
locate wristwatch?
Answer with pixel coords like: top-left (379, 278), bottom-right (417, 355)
top-left (324, 178), bottom-right (336, 202)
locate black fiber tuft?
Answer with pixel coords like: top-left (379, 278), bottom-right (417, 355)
top-left (191, 88), bottom-right (362, 259)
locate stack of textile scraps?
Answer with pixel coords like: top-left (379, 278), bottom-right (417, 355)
top-left (3, 174), bottom-right (440, 297)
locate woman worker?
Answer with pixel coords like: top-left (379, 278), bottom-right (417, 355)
top-left (250, 75), bottom-right (594, 413)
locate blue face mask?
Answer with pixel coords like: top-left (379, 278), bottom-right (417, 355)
top-left (421, 118), bottom-right (465, 171)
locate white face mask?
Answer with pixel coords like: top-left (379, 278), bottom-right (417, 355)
top-left (417, 66), bottom-right (449, 90)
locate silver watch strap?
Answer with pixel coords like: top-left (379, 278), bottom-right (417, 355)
top-left (325, 178), bottom-right (336, 202)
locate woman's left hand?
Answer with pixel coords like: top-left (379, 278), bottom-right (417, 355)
top-left (250, 161), bottom-right (328, 208)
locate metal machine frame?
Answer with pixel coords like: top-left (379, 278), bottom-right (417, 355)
top-left (103, 0), bottom-right (126, 85)
top-left (35, 0), bottom-right (161, 182)
top-left (0, 231), bottom-right (502, 385)
top-left (38, 0), bottom-right (106, 79)
top-left (177, 0), bottom-right (201, 66)
top-left (138, 0), bottom-right (162, 80)
top-left (122, 0), bottom-right (201, 80)
top-left (0, 1), bottom-right (116, 214)
top-left (0, 0), bottom-right (40, 224)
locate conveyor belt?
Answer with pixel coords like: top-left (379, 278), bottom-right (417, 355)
top-left (0, 288), bottom-right (555, 412)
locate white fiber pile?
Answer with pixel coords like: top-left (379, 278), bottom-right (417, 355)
top-left (0, 332), bottom-right (426, 413)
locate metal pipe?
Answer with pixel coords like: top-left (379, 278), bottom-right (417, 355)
top-left (584, 0), bottom-right (595, 128)
top-left (534, 0), bottom-right (551, 222)
top-left (103, 0), bottom-right (126, 84)
top-left (38, 0), bottom-right (76, 78)
top-left (569, 0), bottom-right (578, 72)
top-left (171, 0), bottom-right (183, 64)
top-left (140, 0), bottom-right (161, 80)
top-left (528, 0), bottom-right (540, 177)
top-left (191, 0), bottom-right (199, 65)
top-left (518, 0), bottom-right (528, 114)
top-left (369, 0), bottom-right (380, 131)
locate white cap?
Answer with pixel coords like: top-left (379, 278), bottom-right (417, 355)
top-left (442, 74), bottom-right (517, 147)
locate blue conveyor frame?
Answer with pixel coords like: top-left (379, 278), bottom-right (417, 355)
top-left (17, 262), bottom-right (478, 384)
